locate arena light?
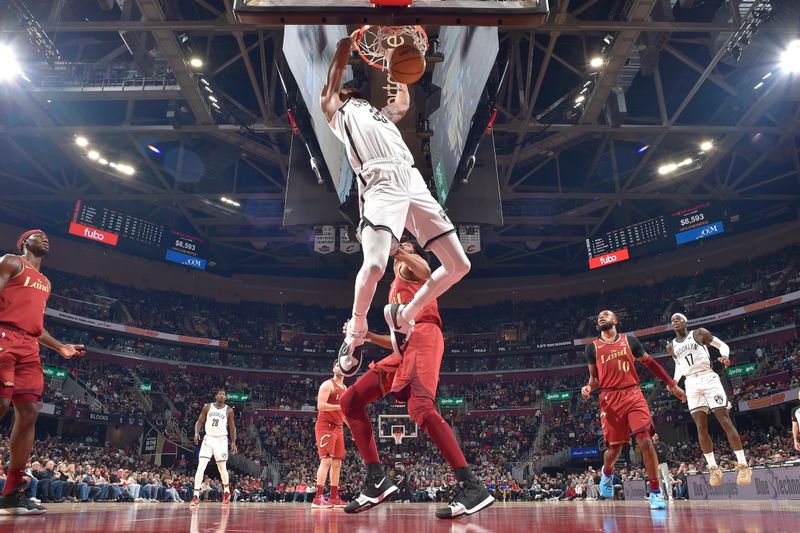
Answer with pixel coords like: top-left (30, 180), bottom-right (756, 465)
top-left (75, 136), bottom-right (89, 148)
top-left (116, 163), bottom-right (135, 176)
top-left (220, 196), bottom-right (241, 207)
top-left (589, 57), bottom-right (604, 69)
top-left (637, 144), bottom-right (650, 154)
top-left (699, 141), bottom-right (713, 152)
top-left (208, 95), bottom-right (218, 103)
top-left (146, 144), bottom-right (161, 154)
top-left (574, 95), bottom-right (586, 104)
top-left (658, 163), bottom-right (677, 175)
top-left (98, 158), bottom-right (109, 165)
top-left (200, 78), bottom-right (210, 86)
top-left (753, 81), bottom-right (764, 90)
top-left (0, 44), bottom-right (23, 82)
top-left (189, 57), bottom-right (204, 69)
top-left (781, 40), bottom-right (800, 73)
top-left (87, 150), bottom-right (100, 160)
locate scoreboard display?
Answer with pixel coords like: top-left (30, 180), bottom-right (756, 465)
top-left (69, 201), bottom-right (209, 271)
top-left (587, 203), bottom-right (726, 270)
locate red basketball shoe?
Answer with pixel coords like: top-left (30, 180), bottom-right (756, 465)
top-left (190, 496), bottom-right (200, 506)
top-left (311, 495), bottom-right (333, 509)
top-left (222, 492), bottom-right (231, 504)
top-left (327, 495), bottom-right (347, 508)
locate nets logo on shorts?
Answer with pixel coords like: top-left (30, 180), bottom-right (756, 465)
top-left (714, 394), bottom-right (724, 405)
top-left (439, 210), bottom-right (451, 224)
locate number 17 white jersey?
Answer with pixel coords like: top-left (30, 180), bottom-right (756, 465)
top-left (671, 330), bottom-right (713, 380)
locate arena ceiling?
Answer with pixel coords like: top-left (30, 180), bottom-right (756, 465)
top-left (0, 0), bottom-right (798, 278)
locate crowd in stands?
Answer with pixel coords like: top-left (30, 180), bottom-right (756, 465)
top-left (43, 244), bottom-right (799, 354)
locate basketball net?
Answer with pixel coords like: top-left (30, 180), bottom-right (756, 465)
top-left (354, 24), bottom-right (428, 72)
top-left (392, 430), bottom-right (404, 445)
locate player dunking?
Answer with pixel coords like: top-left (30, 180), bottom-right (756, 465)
top-left (668, 313), bottom-right (752, 486)
top-left (581, 310), bottom-right (686, 510)
top-left (191, 389), bottom-right (237, 505)
top-left (312, 361), bottom-right (348, 509)
top-left (339, 239), bottom-right (493, 519)
top-left (321, 33), bottom-right (471, 375)
top-left (0, 230), bottom-right (85, 515)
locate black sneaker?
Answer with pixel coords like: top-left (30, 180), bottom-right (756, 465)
top-left (0, 487), bottom-right (47, 515)
top-left (435, 480), bottom-right (494, 519)
top-left (338, 326), bottom-right (366, 377)
top-left (343, 474), bottom-right (398, 514)
top-left (384, 304), bottom-right (413, 356)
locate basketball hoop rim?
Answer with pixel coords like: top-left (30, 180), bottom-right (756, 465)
top-left (354, 24), bottom-right (429, 72)
top-left (392, 430), bottom-right (404, 445)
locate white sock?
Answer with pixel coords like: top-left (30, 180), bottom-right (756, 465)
top-left (224, 485), bottom-right (230, 494)
top-left (704, 452), bottom-right (717, 468)
top-left (734, 450), bottom-right (747, 465)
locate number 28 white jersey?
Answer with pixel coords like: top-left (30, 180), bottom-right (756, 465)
top-left (671, 330), bottom-right (713, 380)
top-left (205, 403), bottom-right (228, 437)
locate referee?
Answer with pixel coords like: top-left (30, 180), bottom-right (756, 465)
top-left (792, 390), bottom-right (800, 452)
top-left (653, 434), bottom-right (673, 500)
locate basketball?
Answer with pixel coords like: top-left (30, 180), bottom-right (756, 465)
top-left (389, 44), bottom-right (426, 84)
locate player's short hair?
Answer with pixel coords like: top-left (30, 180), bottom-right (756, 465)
top-left (215, 388), bottom-right (226, 395)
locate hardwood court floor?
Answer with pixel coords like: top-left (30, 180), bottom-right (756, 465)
top-left (2, 500), bottom-right (799, 532)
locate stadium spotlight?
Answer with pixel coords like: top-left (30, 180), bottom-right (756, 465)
top-left (75, 136), bottom-right (89, 148)
top-left (658, 163), bottom-right (677, 175)
top-left (87, 150), bottom-right (100, 160)
top-left (780, 40), bottom-right (800, 73)
top-left (116, 163), bottom-right (135, 176)
top-left (98, 158), bottom-right (109, 165)
top-left (0, 44), bottom-right (23, 82)
top-left (699, 141), bottom-right (713, 152)
top-left (189, 57), bottom-right (204, 69)
top-left (589, 57), bottom-right (604, 69)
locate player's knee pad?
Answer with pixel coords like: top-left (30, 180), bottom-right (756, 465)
top-left (407, 396), bottom-right (438, 427)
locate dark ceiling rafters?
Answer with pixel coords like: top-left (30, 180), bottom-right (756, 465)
top-left (0, 0), bottom-right (797, 277)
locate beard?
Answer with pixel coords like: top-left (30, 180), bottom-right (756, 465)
top-left (597, 321), bottom-right (615, 332)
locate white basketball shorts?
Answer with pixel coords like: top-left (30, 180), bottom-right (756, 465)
top-left (199, 435), bottom-right (229, 462)
top-left (356, 159), bottom-right (455, 248)
top-left (685, 372), bottom-right (729, 413)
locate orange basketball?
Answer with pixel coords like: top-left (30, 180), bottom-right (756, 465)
top-left (389, 44), bottom-right (426, 85)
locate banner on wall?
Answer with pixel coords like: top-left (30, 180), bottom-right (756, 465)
top-left (45, 308), bottom-right (228, 348)
top-left (688, 466), bottom-right (800, 500)
top-left (737, 387), bottom-right (800, 413)
top-left (459, 225), bottom-right (481, 254)
top-left (575, 290), bottom-right (800, 346)
top-left (339, 226), bottom-right (361, 254)
top-left (313, 225), bottom-right (336, 254)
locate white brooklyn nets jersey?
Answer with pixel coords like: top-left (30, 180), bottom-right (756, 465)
top-left (328, 97), bottom-right (414, 173)
top-left (205, 403), bottom-right (228, 437)
top-left (671, 330), bottom-right (714, 380)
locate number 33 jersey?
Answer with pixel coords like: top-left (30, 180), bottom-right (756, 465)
top-left (328, 97), bottom-right (414, 173)
top-left (671, 331), bottom-right (713, 380)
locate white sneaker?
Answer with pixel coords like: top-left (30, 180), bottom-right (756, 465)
top-left (338, 322), bottom-right (367, 377)
top-left (384, 303), bottom-right (414, 355)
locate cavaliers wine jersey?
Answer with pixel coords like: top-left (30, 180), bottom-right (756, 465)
top-left (585, 334), bottom-right (645, 390)
top-left (0, 256), bottom-right (51, 336)
top-left (205, 403), bottom-right (229, 437)
top-left (317, 379), bottom-right (346, 426)
top-left (671, 330), bottom-right (714, 381)
top-left (327, 97), bottom-right (414, 173)
top-left (389, 273), bottom-right (442, 329)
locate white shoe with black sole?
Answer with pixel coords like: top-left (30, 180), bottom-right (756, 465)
top-left (343, 475), bottom-right (398, 514)
top-left (338, 326), bottom-right (366, 377)
top-left (435, 480), bottom-right (494, 520)
top-left (384, 304), bottom-right (413, 355)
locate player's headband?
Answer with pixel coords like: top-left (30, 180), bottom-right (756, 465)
top-left (17, 229), bottom-right (47, 252)
top-left (671, 313), bottom-right (688, 323)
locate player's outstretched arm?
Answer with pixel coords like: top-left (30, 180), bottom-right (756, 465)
top-left (393, 245), bottom-right (431, 281)
top-left (321, 32), bottom-right (357, 120)
top-left (380, 83), bottom-right (410, 124)
top-left (695, 328), bottom-right (731, 366)
top-left (38, 328), bottom-right (86, 359)
top-left (228, 406), bottom-right (238, 455)
top-left (630, 335), bottom-right (686, 402)
top-left (793, 419), bottom-right (799, 451)
top-left (666, 342), bottom-right (684, 383)
top-left (195, 404), bottom-right (209, 445)
top-left (343, 320), bottom-right (393, 350)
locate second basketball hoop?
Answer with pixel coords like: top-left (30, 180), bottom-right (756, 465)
top-left (354, 24), bottom-right (428, 85)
